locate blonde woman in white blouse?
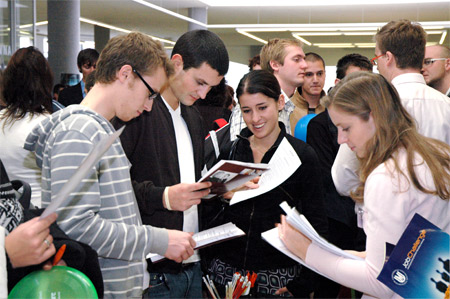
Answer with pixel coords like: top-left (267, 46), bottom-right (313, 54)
top-left (278, 72), bottom-right (450, 298)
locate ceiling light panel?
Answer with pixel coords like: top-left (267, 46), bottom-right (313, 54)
top-left (236, 29), bottom-right (267, 44)
top-left (80, 17), bottom-right (176, 45)
top-left (199, 0), bottom-right (450, 6)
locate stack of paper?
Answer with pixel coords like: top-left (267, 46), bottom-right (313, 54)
top-left (261, 202), bottom-right (363, 280)
top-left (280, 201), bottom-right (363, 261)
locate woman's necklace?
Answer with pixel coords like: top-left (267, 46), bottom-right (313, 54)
top-left (250, 137), bottom-right (270, 163)
top-left (251, 144), bottom-right (267, 155)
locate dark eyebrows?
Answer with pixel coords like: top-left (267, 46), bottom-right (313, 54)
top-left (306, 70), bottom-right (324, 75)
top-left (197, 78), bottom-right (208, 85)
top-left (241, 102), bottom-right (267, 109)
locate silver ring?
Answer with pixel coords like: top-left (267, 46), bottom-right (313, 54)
top-left (43, 238), bottom-right (51, 248)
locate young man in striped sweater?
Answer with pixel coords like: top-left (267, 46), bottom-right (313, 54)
top-left (25, 32), bottom-right (196, 298)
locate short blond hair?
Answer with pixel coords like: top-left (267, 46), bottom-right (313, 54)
top-left (95, 32), bottom-right (173, 84)
top-left (260, 38), bottom-right (303, 74)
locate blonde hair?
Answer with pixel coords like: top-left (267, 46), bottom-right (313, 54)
top-left (95, 32), bottom-right (173, 84)
top-left (260, 38), bottom-right (303, 74)
top-left (329, 71), bottom-right (450, 203)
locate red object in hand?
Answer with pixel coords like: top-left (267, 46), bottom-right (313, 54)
top-left (52, 244), bottom-right (66, 266)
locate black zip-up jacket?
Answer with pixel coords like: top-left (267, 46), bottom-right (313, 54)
top-left (306, 109), bottom-right (357, 227)
top-left (112, 95), bottom-right (206, 274)
top-left (203, 123), bottom-right (328, 296)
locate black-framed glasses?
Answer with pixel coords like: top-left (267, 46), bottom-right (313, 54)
top-left (132, 69), bottom-right (159, 100)
top-left (423, 58), bottom-right (447, 66)
top-left (371, 54), bottom-right (385, 66)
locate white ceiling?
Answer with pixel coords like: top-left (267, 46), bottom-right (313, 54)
top-left (35, 0), bottom-right (450, 65)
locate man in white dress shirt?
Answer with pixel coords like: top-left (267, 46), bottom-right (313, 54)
top-left (332, 19), bottom-right (450, 196)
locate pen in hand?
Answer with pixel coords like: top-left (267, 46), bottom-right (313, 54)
top-left (52, 244), bottom-right (66, 266)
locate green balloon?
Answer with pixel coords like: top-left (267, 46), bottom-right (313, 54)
top-left (9, 266), bottom-right (98, 298)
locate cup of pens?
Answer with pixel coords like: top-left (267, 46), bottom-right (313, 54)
top-left (8, 245), bottom-right (98, 299)
top-left (203, 272), bottom-right (257, 299)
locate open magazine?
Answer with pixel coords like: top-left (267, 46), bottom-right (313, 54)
top-left (147, 222), bottom-right (245, 263)
top-left (377, 213), bottom-right (449, 298)
top-left (261, 202), bottom-right (363, 280)
top-left (198, 160), bottom-right (269, 199)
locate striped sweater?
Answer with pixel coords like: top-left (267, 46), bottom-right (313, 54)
top-left (24, 106), bottom-right (168, 298)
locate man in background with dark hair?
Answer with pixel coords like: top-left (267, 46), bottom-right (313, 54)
top-left (248, 54), bottom-right (261, 71)
top-left (52, 83), bottom-right (66, 112)
top-left (335, 53), bottom-right (373, 84)
top-left (58, 48), bottom-right (99, 106)
top-left (290, 52), bottom-right (327, 130)
top-left (306, 53), bottom-right (372, 298)
top-left (114, 29), bottom-right (229, 298)
top-left (195, 78), bottom-right (233, 133)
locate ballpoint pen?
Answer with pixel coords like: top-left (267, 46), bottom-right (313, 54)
top-left (52, 244), bottom-right (66, 266)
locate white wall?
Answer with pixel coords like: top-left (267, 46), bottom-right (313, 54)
top-left (225, 61), bottom-right (249, 100)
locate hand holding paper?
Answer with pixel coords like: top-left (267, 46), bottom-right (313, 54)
top-left (198, 160), bottom-right (269, 200)
top-left (278, 214), bottom-right (311, 261)
top-left (222, 176), bottom-right (260, 200)
top-left (164, 230), bottom-right (196, 263)
top-left (261, 202), bottom-right (362, 281)
top-left (147, 222), bottom-right (245, 263)
top-left (167, 182), bottom-right (212, 211)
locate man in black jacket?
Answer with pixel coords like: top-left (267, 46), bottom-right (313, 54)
top-left (113, 30), bottom-right (229, 298)
top-left (58, 48), bottom-right (99, 106)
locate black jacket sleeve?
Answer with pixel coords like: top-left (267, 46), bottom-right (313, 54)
top-left (132, 180), bottom-right (165, 213)
top-left (112, 114), bottom-right (168, 214)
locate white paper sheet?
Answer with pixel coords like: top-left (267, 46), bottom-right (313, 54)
top-left (261, 227), bottom-right (333, 280)
top-left (147, 222), bottom-right (245, 262)
top-left (262, 202), bottom-right (363, 281)
top-left (279, 201), bottom-right (363, 261)
top-left (230, 138), bottom-right (301, 205)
